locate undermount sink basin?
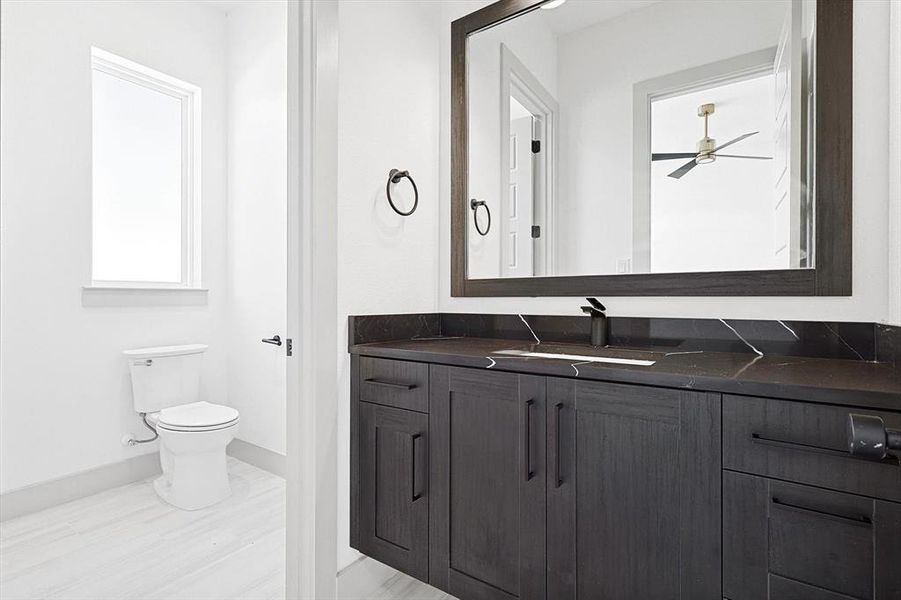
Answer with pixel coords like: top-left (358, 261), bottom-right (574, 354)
top-left (493, 349), bottom-right (656, 367)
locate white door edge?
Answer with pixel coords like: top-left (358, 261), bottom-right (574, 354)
top-left (287, 1), bottom-right (340, 599)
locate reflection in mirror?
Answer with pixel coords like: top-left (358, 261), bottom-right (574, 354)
top-left (466, 0), bottom-right (816, 279)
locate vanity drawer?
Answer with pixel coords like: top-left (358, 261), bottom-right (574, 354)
top-left (359, 357), bottom-right (429, 413)
top-left (723, 471), bottom-right (901, 600)
top-left (723, 395), bottom-right (901, 502)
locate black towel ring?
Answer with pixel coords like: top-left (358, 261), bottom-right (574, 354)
top-left (470, 199), bottom-right (491, 236)
top-left (386, 169), bottom-right (418, 216)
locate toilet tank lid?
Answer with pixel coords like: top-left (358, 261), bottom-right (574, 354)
top-left (123, 344), bottom-right (208, 359)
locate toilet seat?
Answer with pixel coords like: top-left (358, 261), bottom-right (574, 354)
top-left (155, 401), bottom-right (239, 432)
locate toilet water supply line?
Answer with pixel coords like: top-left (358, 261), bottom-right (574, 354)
top-left (127, 413), bottom-right (159, 446)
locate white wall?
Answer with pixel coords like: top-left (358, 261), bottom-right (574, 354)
top-left (440, 0), bottom-right (894, 324)
top-left (334, 0), bottom-right (441, 571)
top-left (0, 1), bottom-right (229, 493)
top-left (225, 2), bottom-right (288, 456)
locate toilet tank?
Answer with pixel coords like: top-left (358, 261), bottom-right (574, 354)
top-left (124, 344), bottom-right (207, 413)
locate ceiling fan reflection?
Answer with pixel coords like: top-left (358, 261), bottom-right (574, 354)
top-left (651, 102), bottom-right (773, 179)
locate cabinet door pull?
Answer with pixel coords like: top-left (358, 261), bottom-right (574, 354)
top-left (411, 433), bottom-right (423, 502)
top-left (364, 378), bottom-right (417, 391)
top-left (524, 399), bottom-right (534, 481)
top-left (771, 497), bottom-right (872, 527)
top-left (554, 402), bottom-right (563, 488)
top-left (751, 432), bottom-right (899, 465)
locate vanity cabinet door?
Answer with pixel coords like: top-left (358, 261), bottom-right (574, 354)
top-left (429, 365), bottom-right (546, 600)
top-left (546, 378), bottom-right (722, 600)
top-left (724, 471), bottom-right (901, 600)
top-left (357, 401), bottom-right (429, 582)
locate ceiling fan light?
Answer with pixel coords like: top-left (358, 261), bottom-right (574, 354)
top-left (540, 0), bottom-right (567, 9)
top-left (696, 154), bottom-right (715, 165)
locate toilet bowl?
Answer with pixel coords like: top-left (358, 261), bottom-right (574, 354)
top-left (124, 345), bottom-right (240, 511)
top-left (149, 402), bottom-right (240, 510)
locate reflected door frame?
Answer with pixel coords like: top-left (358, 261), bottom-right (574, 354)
top-left (499, 44), bottom-right (558, 277)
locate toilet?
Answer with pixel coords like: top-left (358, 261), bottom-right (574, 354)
top-left (124, 344), bottom-right (239, 510)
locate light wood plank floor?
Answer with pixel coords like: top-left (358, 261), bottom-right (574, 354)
top-left (337, 558), bottom-right (455, 600)
top-left (0, 458), bottom-right (285, 600)
top-left (354, 572), bottom-right (454, 600)
top-left (1, 458), bottom-right (454, 600)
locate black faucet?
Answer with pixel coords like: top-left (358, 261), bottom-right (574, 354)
top-left (581, 297), bottom-right (608, 347)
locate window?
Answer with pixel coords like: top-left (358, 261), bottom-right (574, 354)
top-left (91, 47), bottom-right (201, 288)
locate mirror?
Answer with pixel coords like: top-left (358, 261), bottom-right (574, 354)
top-left (455, 0), bottom-right (850, 296)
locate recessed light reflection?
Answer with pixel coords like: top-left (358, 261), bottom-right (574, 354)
top-left (540, 0), bottom-right (567, 10)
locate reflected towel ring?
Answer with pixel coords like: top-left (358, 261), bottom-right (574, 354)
top-left (470, 199), bottom-right (491, 236)
top-left (386, 169), bottom-right (418, 216)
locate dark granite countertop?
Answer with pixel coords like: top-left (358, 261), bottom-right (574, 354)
top-left (350, 336), bottom-right (901, 410)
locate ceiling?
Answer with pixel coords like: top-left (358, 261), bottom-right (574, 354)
top-left (195, 0), bottom-right (259, 15)
top-left (538, 0), bottom-right (662, 36)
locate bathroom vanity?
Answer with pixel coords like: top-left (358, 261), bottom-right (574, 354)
top-left (348, 0), bottom-right (899, 597)
top-left (348, 314), bottom-right (901, 600)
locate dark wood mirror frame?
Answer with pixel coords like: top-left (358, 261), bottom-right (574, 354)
top-left (451, 0), bottom-right (851, 297)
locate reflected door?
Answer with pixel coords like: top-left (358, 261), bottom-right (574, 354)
top-left (504, 113), bottom-right (535, 277)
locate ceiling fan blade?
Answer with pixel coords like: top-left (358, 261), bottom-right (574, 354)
top-left (713, 131), bottom-right (758, 152)
top-left (717, 154), bottom-right (773, 160)
top-left (667, 159), bottom-right (698, 179)
top-left (652, 152), bottom-right (697, 161)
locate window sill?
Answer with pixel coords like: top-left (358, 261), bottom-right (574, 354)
top-left (81, 286), bottom-right (209, 307)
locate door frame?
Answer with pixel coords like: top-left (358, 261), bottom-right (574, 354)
top-left (890, 0), bottom-right (901, 325)
top-left (499, 44), bottom-right (558, 277)
top-left (287, 1), bottom-right (340, 598)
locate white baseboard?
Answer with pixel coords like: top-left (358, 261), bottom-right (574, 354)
top-left (0, 452), bottom-right (161, 522)
top-left (227, 438), bottom-right (286, 479)
top-left (0, 440), bottom-right (285, 522)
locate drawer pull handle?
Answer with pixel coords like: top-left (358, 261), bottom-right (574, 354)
top-left (750, 433), bottom-right (899, 465)
top-left (364, 378), bottom-right (417, 391)
top-left (771, 497), bottom-right (872, 527)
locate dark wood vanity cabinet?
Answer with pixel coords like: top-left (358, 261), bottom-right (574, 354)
top-left (546, 379), bottom-right (722, 599)
top-left (357, 401), bottom-right (429, 582)
top-left (350, 355), bottom-right (901, 600)
top-left (724, 472), bottom-right (901, 600)
top-left (722, 395), bottom-right (901, 600)
top-left (723, 395), bottom-right (901, 502)
top-left (429, 366), bottom-right (547, 600)
top-left (352, 357), bottom-right (431, 581)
